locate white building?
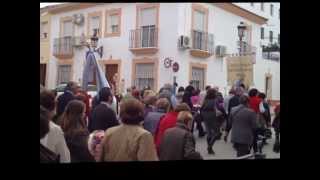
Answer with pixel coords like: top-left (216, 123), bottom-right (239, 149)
top-left (44, 3), bottom-right (279, 103)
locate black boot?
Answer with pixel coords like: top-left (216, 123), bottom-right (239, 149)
top-left (199, 131), bottom-right (206, 138)
top-left (207, 147), bottom-right (215, 155)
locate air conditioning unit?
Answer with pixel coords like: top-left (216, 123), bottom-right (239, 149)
top-left (73, 14), bottom-right (84, 26)
top-left (215, 45), bottom-right (227, 57)
top-left (178, 35), bottom-right (190, 49)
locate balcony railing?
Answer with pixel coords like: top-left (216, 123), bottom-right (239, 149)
top-left (129, 26), bottom-right (158, 54)
top-left (53, 36), bottom-right (74, 58)
top-left (191, 30), bottom-right (214, 53)
top-left (237, 41), bottom-right (257, 56)
top-left (130, 26), bottom-right (158, 48)
top-left (190, 30), bottom-right (214, 58)
top-left (262, 52), bottom-right (280, 61)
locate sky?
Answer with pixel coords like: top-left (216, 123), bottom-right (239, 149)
top-left (40, 3), bottom-right (62, 8)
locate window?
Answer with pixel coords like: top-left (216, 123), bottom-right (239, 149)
top-left (261, 3), bottom-right (264, 11)
top-left (63, 20), bottom-right (73, 37)
top-left (140, 7), bottom-right (156, 27)
top-left (110, 15), bottom-right (119, 33)
top-left (191, 67), bottom-right (205, 90)
top-left (40, 21), bottom-right (48, 39)
top-left (88, 12), bottom-right (102, 37)
top-left (57, 65), bottom-right (71, 84)
top-left (194, 10), bottom-right (205, 31)
top-left (279, 8), bottom-right (280, 19)
top-left (140, 7), bottom-right (157, 47)
top-left (269, 31), bottom-right (273, 43)
top-left (90, 16), bottom-right (101, 36)
top-left (105, 8), bottom-right (121, 37)
top-left (134, 63), bottom-right (155, 90)
top-left (270, 4), bottom-right (274, 16)
top-left (261, 27), bottom-right (264, 39)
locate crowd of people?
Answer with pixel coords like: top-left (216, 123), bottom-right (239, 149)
top-left (40, 81), bottom-right (280, 162)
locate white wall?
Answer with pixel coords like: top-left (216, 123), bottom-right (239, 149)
top-left (47, 3), bottom-right (280, 101)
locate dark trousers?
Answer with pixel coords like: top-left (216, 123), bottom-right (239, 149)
top-left (252, 128), bottom-right (265, 153)
top-left (191, 112), bottom-right (205, 135)
top-left (234, 143), bottom-right (251, 157)
top-left (204, 121), bottom-right (219, 148)
top-left (275, 130), bottom-right (280, 141)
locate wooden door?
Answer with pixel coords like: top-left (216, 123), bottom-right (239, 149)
top-left (105, 64), bottom-right (118, 87)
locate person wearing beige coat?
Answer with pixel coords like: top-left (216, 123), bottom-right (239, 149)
top-left (99, 98), bottom-right (158, 161)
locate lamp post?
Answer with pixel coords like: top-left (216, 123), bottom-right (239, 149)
top-left (237, 21), bottom-right (246, 55)
top-left (237, 21), bottom-right (246, 85)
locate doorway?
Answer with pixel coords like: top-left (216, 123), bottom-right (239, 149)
top-left (265, 75), bottom-right (272, 99)
top-left (105, 64), bottom-right (118, 88)
top-left (40, 64), bottom-right (46, 86)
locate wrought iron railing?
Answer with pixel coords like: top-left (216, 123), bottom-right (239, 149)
top-left (53, 36), bottom-right (74, 57)
top-left (129, 26), bottom-right (158, 48)
top-left (191, 30), bottom-right (214, 54)
top-left (262, 52), bottom-right (280, 61)
top-left (237, 41), bottom-right (257, 56)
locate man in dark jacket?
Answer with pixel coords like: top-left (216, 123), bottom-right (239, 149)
top-left (57, 81), bottom-right (79, 117)
top-left (89, 87), bottom-right (119, 133)
top-left (159, 111), bottom-right (202, 160)
top-left (226, 95), bottom-right (258, 157)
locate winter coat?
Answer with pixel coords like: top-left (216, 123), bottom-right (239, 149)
top-left (100, 124), bottom-right (158, 161)
top-left (159, 122), bottom-right (202, 160)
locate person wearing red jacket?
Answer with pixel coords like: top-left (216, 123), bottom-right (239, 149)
top-left (154, 103), bottom-right (191, 154)
top-left (248, 88), bottom-right (262, 113)
top-left (248, 88), bottom-right (266, 153)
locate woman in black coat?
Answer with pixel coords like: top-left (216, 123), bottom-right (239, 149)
top-left (200, 88), bottom-right (220, 155)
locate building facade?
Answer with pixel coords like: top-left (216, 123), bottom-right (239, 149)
top-left (42, 3), bottom-right (280, 102)
top-left (40, 8), bottom-right (52, 88)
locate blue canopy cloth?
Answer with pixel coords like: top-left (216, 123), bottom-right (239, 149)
top-left (82, 50), bottom-right (109, 93)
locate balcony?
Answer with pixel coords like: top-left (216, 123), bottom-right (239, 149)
top-left (129, 26), bottom-right (158, 55)
top-left (262, 52), bottom-right (280, 62)
top-left (262, 43), bottom-right (280, 62)
top-left (190, 30), bottom-right (214, 58)
top-left (53, 36), bottom-right (74, 59)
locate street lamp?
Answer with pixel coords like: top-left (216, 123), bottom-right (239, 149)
top-left (237, 21), bottom-right (246, 55)
top-left (237, 21), bottom-right (246, 85)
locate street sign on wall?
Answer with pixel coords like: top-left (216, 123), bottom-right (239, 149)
top-left (172, 62), bottom-right (179, 72)
top-left (227, 56), bottom-right (253, 88)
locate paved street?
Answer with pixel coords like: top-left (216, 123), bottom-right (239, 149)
top-left (193, 126), bottom-right (280, 160)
